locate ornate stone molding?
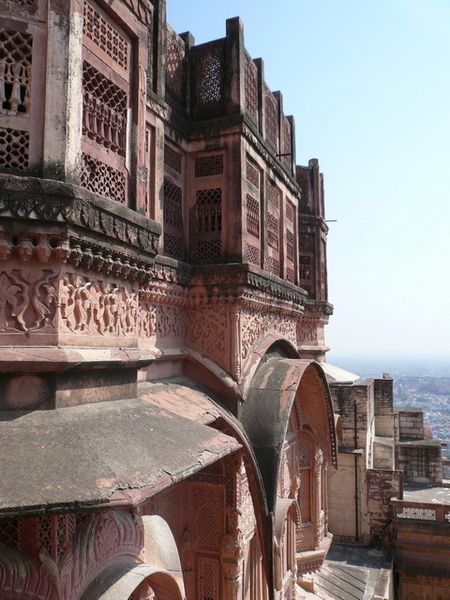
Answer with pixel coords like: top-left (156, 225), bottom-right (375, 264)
top-left (64, 511), bottom-right (144, 600)
top-left (240, 306), bottom-right (297, 361)
top-left (0, 175), bottom-right (160, 258)
top-left (0, 268), bottom-right (59, 334)
top-left (0, 511), bottom-right (144, 600)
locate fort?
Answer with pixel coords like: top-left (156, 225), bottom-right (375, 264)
top-left (0, 1), bottom-right (449, 599)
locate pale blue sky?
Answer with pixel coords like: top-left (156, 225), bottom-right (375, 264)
top-left (166, 0), bottom-right (450, 360)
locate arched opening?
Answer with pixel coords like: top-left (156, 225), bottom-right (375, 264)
top-left (79, 562), bottom-right (184, 600)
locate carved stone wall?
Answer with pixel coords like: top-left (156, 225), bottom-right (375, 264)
top-left (0, 510), bottom-right (144, 600)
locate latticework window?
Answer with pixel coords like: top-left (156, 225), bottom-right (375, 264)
top-left (4, 0), bottom-right (36, 5)
top-left (298, 440), bottom-right (311, 467)
top-left (299, 255), bottom-right (312, 279)
top-left (286, 201), bottom-right (294, 223)
top-left (0, 518), bottom-right (18, 548)
top-left (164, 179), bottom-right (182, 229)
top-left (299, 234), bottom-right (313, 249)
top-left (299, 255), bottom-right (313, 295)
top-left (267, 180), bottom-right (280, 209)
top-left (246, 242), bottom-right (260, 266)
top-left (195, 41), bottom-right (225, 120)
top-left (81, 5), bottom-right (130, 206)
top-left (265, 255), bottom-right (280, 276)
top-left (282, 116), bottom-right (292, 168)
top-left (0, 28), bottom-right (32, 116)
top-left (39, 515), bottom-right (52, 556)
top-left (195, 188), bottom-right (222, 234)
top-left (81, 153), bottom-right (126, 203)
top-left (246, 159), bottom-right (260, 188)
top-left (164, 232), bottom-right (183, 260)
top-left (82, 61), bottom-right (127, 155)
top-left (320, 239), bottom-right (327, 298)
top-left (166, 36), bottom-right (185, 113)
top-left (195, 154), bottom-right (223, 178)
top-left (0, 127), bottom-right (29, 169)
top-left (286, 229), bottom-right (294, 262)
top-left (83, 1), bottom-right (129, 70)
top-left (163, 178), bottom-right (183, 260)
top-left (195, 239), bottom-right (222, 262)
top-left (245, 53), bottom-right (258, 122)
top-left (267, 213), bottom-right (279, 251)
top-left (164, 143), bottom-right (182, 173)
top-left (246, 194), bottom-right (260, 239)
top-left (198, 557), bottom-right (220, 600)
top-left (264, 85), bottom-right (278, 147)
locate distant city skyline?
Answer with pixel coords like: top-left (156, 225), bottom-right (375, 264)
top-left (167, 0), bottom-right (450, 360)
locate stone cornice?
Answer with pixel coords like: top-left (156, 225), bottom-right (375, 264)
top-left (0, 175), bottom-right (161, 258)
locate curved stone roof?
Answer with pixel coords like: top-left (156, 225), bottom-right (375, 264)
top-left (240, 358), bottom-right (337, 511)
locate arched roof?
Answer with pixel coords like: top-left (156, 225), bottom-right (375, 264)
top-left (240, 358), bottom-right (337, 512)
top-left (79, 562), bottom-right (184, 600)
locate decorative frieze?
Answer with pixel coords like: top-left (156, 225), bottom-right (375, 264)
top-left (0, 181), bottom-right (160, 257)
top-left (60, 273), bottom-right (139, 337)
top-left (0, 511), bottom-right (144, 600)
top-left (241, 306), bottom-right (297, 360)
top-left (185, 306), bottom-right (228, 368)
top-left (0, 268), bottom-right (58, 333)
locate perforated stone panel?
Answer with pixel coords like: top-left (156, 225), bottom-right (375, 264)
top-left (81, 153), bottom-right (126, 203)
top-left (164, 179), bottom-right (182, 229)
top-left (164, 232), bottom-right (183, 259)
top-left (267, 212), bottom-right (279, 251)
top-left (245, 53), bottom-right (258, 121)
top-left (195, 41), bottom-right (225, 120)
top-left (286, 229), bottom-right (294, 261)
top-left (298, 441), bottom-right (311, 467)
top-left (0, 127), bottom-right (29, 169)
top-left (299, 255), bottom-right (312, 282)
top-left (82, 61), bottom-right (127, 155)
top-left (265, 255), bottom-right (279, 276)
top-left (166, 36), bottom-right (185, 113)
top-left (282, 116), bottom-right (292, 168)
top-left (163, 178), bottom-right (183, 260)
top-left (246, 194), bottom-right (260, 238)
top-left (195, 239), bottom-right (222, 262)
top-left (0, 28), bottom-right (32, 116)
top-left (286, 201), bottom-right (294, 223)
top-left (5, 0), bottom-right (36, 5)
top-left (164, 143), bottom-right (182, 173)
top-left (299, 234), bottom-right (313, 248)
top-left (267, 179), bottom-right (280, 209)
top-left (195, 188), bottom-right (222, 234)
top-left (0, 518), bottom-right (18, 548)
top-left (198, 557), bottom-right (220, 600)
top-left (83, 1), bottom-right (129, 70)
top-left (264, 86), bottom-right (278, 147)
top-left (194, 154), bottom-right (223, 178)
top-left (246, 159), bottom-right (260, 188)
top-left (246, 242), bottom-right (260, 266)
top-left (396, 507), bottom-right (436, 521)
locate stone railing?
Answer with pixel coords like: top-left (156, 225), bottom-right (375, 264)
top-left (391, 499), bottom-right (450, 524)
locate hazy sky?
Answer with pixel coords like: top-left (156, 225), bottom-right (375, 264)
top-left (166, 0), bottom-right (450, 360)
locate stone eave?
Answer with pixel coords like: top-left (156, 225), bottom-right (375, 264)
top-left (0, 397), bottom-right (241, 518)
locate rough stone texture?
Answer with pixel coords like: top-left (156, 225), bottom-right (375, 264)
top-left (396, 439), bottom-right (443, 485)
top-left (0, 396), bottom-right (241, 515)
top-left (367, 468), bottom-right (403, 545)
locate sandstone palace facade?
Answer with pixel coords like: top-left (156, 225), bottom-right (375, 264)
top-left (0, 1), bottom-right (449, 599)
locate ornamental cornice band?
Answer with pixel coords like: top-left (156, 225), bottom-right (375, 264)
top-left (0, 176), bottom-right (161, 257)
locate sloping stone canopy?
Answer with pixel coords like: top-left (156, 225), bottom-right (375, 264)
top-left (241, 358), bottom-right (337, 511)
top-left (0, 398), bottom-right (241, 516)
